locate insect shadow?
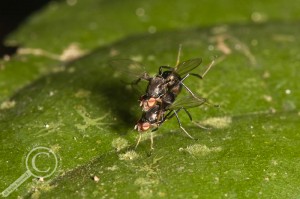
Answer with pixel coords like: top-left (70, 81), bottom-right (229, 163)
top-left (91, 67), bottom-right (142, 133)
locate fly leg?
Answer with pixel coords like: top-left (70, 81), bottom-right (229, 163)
top-left (164, 108), bottom-right (195, 140)
top-left (175, 44), bottom-right (182, 67)
top-left (149, 110), bottom-right (166, 149)
top-left (159, 65), bottom-right (173, 75)
top-left (131, 73), bottom-right (151, 85)
top-left (135, 133), bottom-right (142, 149)
top-left (179, 60), bottom-right (215, 98)
top-left (131, 78), bottom-right (142, 85)
top-left (177, 60), bottom-right (213, 84)
top-left (183, 108), bottom-right (192, 121)
top-left (158, 44), bottom-right (183, 74)
top-left (173, 110), bottom-right (195, 139)
top-left (164, 108), bottom-right (192, 122)
top-left (192, 121), bottom-right (211, 130)
top-left (149, 127), bottom-right (160, 150)
top-left (201, 60), bottom-right (215, 79)
top-left (179, 77), bottom-right (201, 100)
top-left (150, 132), bottom-right (154, 150)
top-left (183, 59), bottom-right (215, 80)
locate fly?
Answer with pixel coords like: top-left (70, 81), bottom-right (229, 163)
top-left (135, 95), bottom-right (207, 149)
top-left (139, 45), bottom-right (214, 112)
top-left (109, 45), bottom-right (215, 149)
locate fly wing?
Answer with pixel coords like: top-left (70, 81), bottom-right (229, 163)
top-left (109, 59), bottom-right (150, 83)
top-left (167, 95), bottom-right (206, 110)
top-left (109, 59), bottom-right (150, 95)
top-left (175, 58), bottom-right (202, 77)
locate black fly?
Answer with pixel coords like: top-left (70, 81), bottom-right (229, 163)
top-left (110, 45), bottom-right (214, 149)
top-left (139, 46), bottom-right (213, 112)
top-left (135, 95), bottom-right (207, 149)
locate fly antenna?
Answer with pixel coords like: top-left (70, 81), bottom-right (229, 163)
top-left (135, 133), bottom-right (142, 149)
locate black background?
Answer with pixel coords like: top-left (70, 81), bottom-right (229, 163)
top-left (0, 0), bottom-right (53, 57)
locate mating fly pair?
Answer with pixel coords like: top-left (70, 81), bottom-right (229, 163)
top-left (110, 46), bottom-right (214, 149)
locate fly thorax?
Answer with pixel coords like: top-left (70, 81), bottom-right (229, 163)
top-left (145, 106), bottom-right (160, 123)
top-left (148, 76), bottom-right (165, 97)
top-left (146, 111), bottom-right (157, 123)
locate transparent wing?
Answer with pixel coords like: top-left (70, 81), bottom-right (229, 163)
top-left (175, 58), bottom-right (202, 77)
top-left (167, 95), bottom-right (206, 110)
top-left (109, 59), bottom-right (150, 83)
top-left (109, 59), bottom-right (149, 95)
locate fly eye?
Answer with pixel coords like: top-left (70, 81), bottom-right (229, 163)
top-left (142, 122), bottom-right (150, 131)
top-left (147, 98), bottom-right (156, 108)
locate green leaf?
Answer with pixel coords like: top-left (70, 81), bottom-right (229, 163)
top-left (7, 0), bottom-right (300, 52)
top-left (1, 22), bottom-right (300, 198)
top-left (1, 0), bottom-right (299, 102)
